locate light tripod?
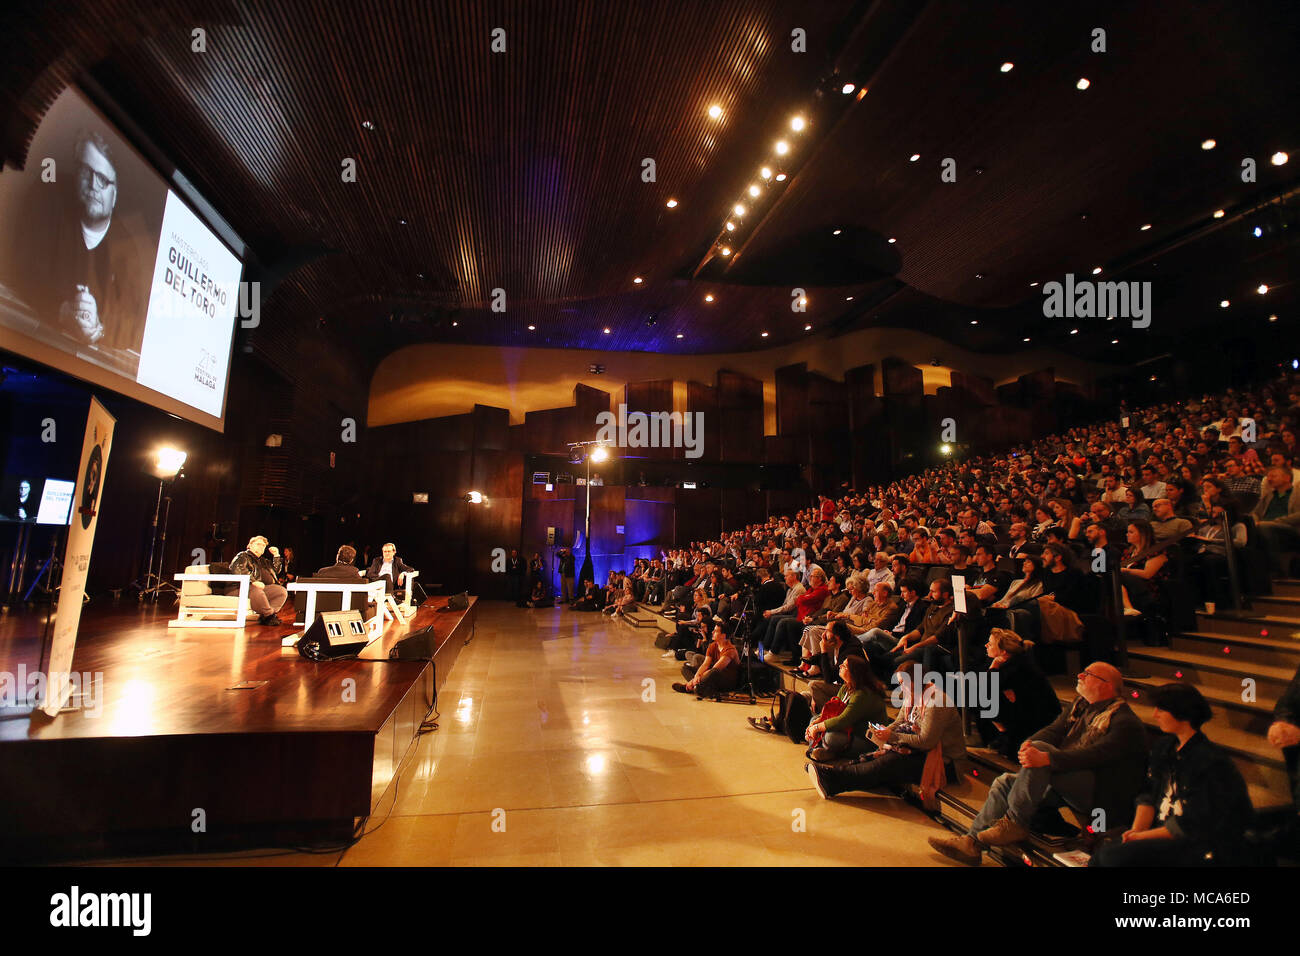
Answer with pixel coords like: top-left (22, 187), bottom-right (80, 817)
top-left (137, 478), bottom-right (178, 602)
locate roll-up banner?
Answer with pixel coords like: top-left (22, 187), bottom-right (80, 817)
top-left (43, 397), bottom-right (115, 717)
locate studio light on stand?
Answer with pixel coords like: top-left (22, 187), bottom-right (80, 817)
top-left (566, 440), bottom-right (613, 587)
top-left (138, 446), bottom-right (186, 603)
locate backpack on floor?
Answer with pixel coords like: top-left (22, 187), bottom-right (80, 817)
top-left (654, 630), bottom-right (673, 650)
top-left (770, 689), bottom-right (813, 743)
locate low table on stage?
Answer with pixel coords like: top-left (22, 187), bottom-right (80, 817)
top-left (287, 578), bottom-right (390, 633)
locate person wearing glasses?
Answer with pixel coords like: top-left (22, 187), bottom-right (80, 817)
top-left (33, 128), bottom-right (154, 371)
top-left (928, 661), bottom-right (1148, 866)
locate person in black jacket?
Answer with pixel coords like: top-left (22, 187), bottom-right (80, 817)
top-left (1268, 662), bottom-right (1300, 805)
top-left (229, 534), bottom-right (286, 626)
top-left (978, 628), bottom-right (1062, 759)
top-left (1093, 683), bottom-right (1254, 866)
top-left (365, 542), bottom-right (416, 596)
top-left (506, 549), bottom-right (526, 603)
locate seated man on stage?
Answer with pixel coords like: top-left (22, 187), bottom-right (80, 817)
top-left (366, 542), bottom-right (416, 596)
top-left (229, 535), bottom-right (287, 626)
top-left (316, 545), bottom-right (364, 581)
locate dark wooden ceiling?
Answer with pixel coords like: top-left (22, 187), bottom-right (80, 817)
top-left (2, 0), bottom-right (1297, 368)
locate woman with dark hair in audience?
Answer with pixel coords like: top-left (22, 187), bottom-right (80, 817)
top-left (806, 663), bottom-right (966, 810)
top-left (529, 552), bottom-right (545, 591)
top-left (1114, 487), bottom-right (1152, 523)
top-left (525, 578), bottom-right (549, 608)
top-left (804, 654), bottom-right (888, 761)
top-left (977, 628), bottom-right (1062, 759)
top-left (1119, 519), bottom-right (1170, 617)
top-left (1093, 683), bottom-right (1253, 866)
top-left (988, 556), bottom-right (1046, 619)
top-left (1031, 505), bottom-right (1058, 541)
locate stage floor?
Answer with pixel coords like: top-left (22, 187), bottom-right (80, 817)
top-left (24, 601), bottom-right (963, 866)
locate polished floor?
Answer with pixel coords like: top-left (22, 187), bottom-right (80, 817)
top-left (94, 601), bottom-right (960, 867)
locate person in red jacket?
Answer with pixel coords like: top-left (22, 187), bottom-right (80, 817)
top-left (765, 566), bottom-right (830, 666)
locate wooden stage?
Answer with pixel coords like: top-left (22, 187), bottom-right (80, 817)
top-left (0, 595), bottom-right (477, 861)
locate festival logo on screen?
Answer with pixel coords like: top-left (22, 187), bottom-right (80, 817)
top-left (135, 190), bottom-right (242, 417)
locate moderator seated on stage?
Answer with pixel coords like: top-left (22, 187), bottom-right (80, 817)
top-left (291, 544), bottom-right (377, 622)
top-left (365, 542), bottom-right (416, 597)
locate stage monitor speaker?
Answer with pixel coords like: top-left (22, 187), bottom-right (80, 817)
top-left (297, 608), bottom-right (370, 661)
top-left (389, 624), bottom-right (437, 661)
top-left (443, 590), bottom-right (469, 611)
top-left (546, 526), bottom-right (557, 545)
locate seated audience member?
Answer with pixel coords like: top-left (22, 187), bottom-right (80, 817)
top-left (1186, 501), bottom-right (1247, 610)
top-left (230, 534), bottom-right (287, 626)
top-left (1114, 488), bottom-right (1152, 523)
top-left (928, 661), bottom-right (1148, 866)
top-left (525, 578), bottom-right (549, 608)
top-left (1148, 497), bottom-right (1193, 543)
top-left (884, 577), bottom-right (957, 674)
top-left (797, 573), bottom-right (870, 667)
top-left (665, 605), bottom-right (711, 660)
top-left (977, 628), bottom-right (1062, 759)
top-left (365, 542), bottom-right (416, 595)
top-left (806, 663), bottom-right (966, 809)
top-left (766, 567), bottom-right (832, 665)
top-left (859, 579), bottom-right (928, 675)
top-left (1093, 683), bottom-right (1253, 866)
top-left (753, 569), bottom-right (806, 654)
top-left (604, 577), bottom-right (638, 616)
top-left (907, 527), bottom-right (940, 564)
top-left (804, 655), bottom-right (889, 761)
top-left (278, 546), bottom-right (297, 585)
top-left (753, 565), bottom-right (786, 614)
top-left (1006, 522), bottom-right (1042, 560)
top-left (867, 551), bottom-right (896, 591)
top-left (673, 619), bottom-right (740, 698)
top-left (802, 620), bottom-right (868, 711)
top-left (1268, 662), bottom-right (1300, 806)
top-left (1253, 465), bottom-right (1300, 575)
top-left (570, 577), bottom-right (602, 611)
top-left (1118, 519), bottom-right (1170, 618)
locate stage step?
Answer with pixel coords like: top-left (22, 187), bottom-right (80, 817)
top-left (1269, 578), bottom-right (1300, 598)
top-left (619, 608), bottom-right (664, 629)
top-left (1124, 645), bottom-right (1295, 698)
top-left (1172, 627), bottom-right (1300, 670)
top-left (1245, 593), bottom-right (1300, 618)
top-left (1192, 609), bottom-right (1300, 640)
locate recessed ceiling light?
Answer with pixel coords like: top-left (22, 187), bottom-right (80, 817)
top-left (633, 276), bottom-right (643, 284)
top-left (1269, 314), bottom-right (1278, 322)
top-left (841, 83), bottom-right (855, 94)
top-left (760, 167), bottom-right (772, 179)
top-left (845, 296), bottom-right (854, 301)
top-left (1000, 62), bottom-right (1014, 73)
top-left (888, 237), bottom-right (897, 243)
top-left (708, 104), bottom-right (722, 119)
top-left (1220, 299), bottom-right (1230, 308)
top-left (398, 218), bottom-right (407, 225)
top-left (975, 273), bottom-right (983, 279)
top-left (451, 321), bottom-right (458, 327)
top-left (1070, 328), bottom-right (1079, 335)
top-left (1258, 284), bottom-right (1269, 294)
top-left (1271, 151), bottom-right (1289, 166)
top-left (1023, 337), bottom-right (1031, 342)
top-left (666, 198), bottom-right (678, 208)
top-left (909, 153), bottom-right (920, 162)
top-left (603, 327), bottom-right (611, 333)
top-left (1092, 267), bottom-right (1102, 275)
top-left (733, 203), bottom-right (746, 216)
top-left (527, 324), bottom-right (536, 330)
top-left (1111, 339), bottom-right (1119, 344)
top-left (804, 324), bottom-right (812, 331)
top-left (775, 172), bottom-right (787, 182)
top-left (790, 116), bottom-right (806, 132)
top-left (676, 333), bottom-right (684, 339)
top-left (1140, 223), bottom-right (1152, 231)
top-left (1201, 139), bottom-right (1216, 150)
top-left (1254, 226), bottom-right (1263, 237)
top-left (970, 320), bottom-right (978, 325)
top-left (1213, 209), bottom-right (1225, 218)
top-left (361, 120), bottom-right (375, 130)
top-left (1076, 78), bottom-right (1090, 90)
top-left (748, 184), bottom-right (761, 197)
top-left (775, 140), bottom-right (790, 155)
top-left (725, 221), bottom-right (735, 231)
top-left (833, 228), bottom-right (842, 235)
top-left (761, 331), bottom-right (769, 337)
top-left (704, 294), bottom-right (714, 303)
top-left (1029, 281), bottom-right (1039, 287)
top-left (720, 246), bottom-right (731, 256)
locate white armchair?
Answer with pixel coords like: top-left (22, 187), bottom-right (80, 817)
top-left (169, 566), bottom-right (255, 628)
